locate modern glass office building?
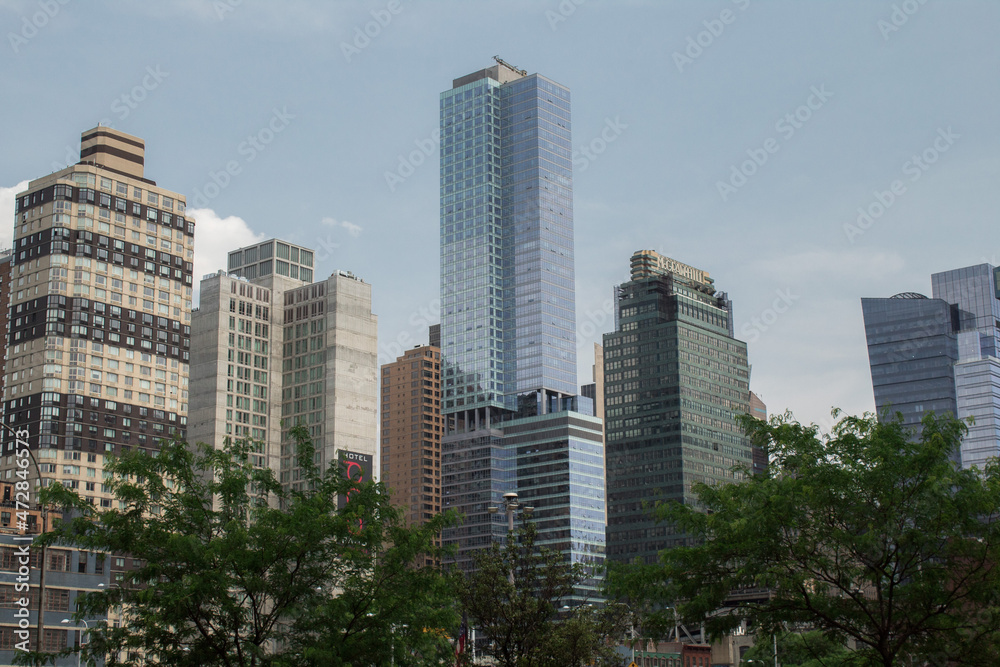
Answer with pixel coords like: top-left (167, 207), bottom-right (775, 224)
top-left (862, 264), bottom-right (1000, 468)
top-left (439, 61), bottom-right (575, 419)
top-left (860, 294), bottom-right (962, 433)
top-left (931, 264), bottom-right (1000, 359)
top-left (439, 61), bottom-right (603, 581)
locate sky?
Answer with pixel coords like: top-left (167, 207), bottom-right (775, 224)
top-left (2, 0), bottom-right (998, 431)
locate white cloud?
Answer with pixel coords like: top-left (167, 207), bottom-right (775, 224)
top-left (0, 181), bottom-right (30, 251)
top-left (189, 208), bottom-right (265, 301)
top-left (321, 216), bottom-right (363, 238)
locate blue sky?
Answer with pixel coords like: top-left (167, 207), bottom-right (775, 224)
top-left (2, 0), bottom-right (998, 429)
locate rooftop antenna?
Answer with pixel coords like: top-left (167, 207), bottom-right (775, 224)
top-left (493, 55), bottom-right (526, 77)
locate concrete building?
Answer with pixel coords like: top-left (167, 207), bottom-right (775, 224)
top-left (604, 250), bottom-right (751, 565)
top-left (438, 61), bottom-right (605, 583)
top-left (189, 272), bottom-right (284, 473)
top-left (380, 342), bottom-right (442, 530)
top-left (189, 241), bottom-right (378, 489)
top-left (227, 238), bottom-right (315, 285)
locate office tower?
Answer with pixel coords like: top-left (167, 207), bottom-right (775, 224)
top-left (932, 265), bottom-right (1000, 357)
top-left (860, 294), bottom-right (961, 433)
top-left (748, 390), bottom-right (768, 475)
top-left (581, 343), bottom-right (605, 423)
top-left (604, 250), bottom-right (751, 565)
top-left (749, 391), bottom-right (766, 422)
top-left (931, 265), bottom-right (1000, 469)
top-left (3, 126), bottom-right (194, 492)
top-left (863, 264), bottom-right (1000, 469)
top-left (581, 343), bottom-right (607, 529)
top-left (439, 61), bottom-right (604, 585)
top-left (189, 240), bottom-right (378, 490)
top-left (380, 340), bottom-right (442, 532)
top-left (440, 59), bottom-right (576, 418)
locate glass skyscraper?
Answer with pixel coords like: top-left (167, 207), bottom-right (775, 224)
top-left (439, 62), bottom-right (603, 588)
top-left (862, 264), bottom-right (1000, 469)
top-left (860, 294), bottom-right (962, 433)
top-left (440, 61), bottom-right (576, 417)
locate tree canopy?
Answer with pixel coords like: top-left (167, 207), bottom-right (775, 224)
top-left (35, 427), bottom-right (458, 667)
top-left (456, 521), bottom-right (628, 667)
top-left (609, 411), bottom-right (1000, 666)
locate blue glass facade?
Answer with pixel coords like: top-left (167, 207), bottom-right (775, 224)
top-left (863, 266), bottom-right (1000, 468)
top-left (440, 428), bottom-right (514, 563)
top-left (440, 68), bottom-right (575, 416)
top-left (505, 411), bottom-right (605, 602)
top-left (861, 295), bottom-right (961, 433)
top-left (931, 266), bottom-right (1000, 467)
top-left (439, 65), bottom-right (604, 583)
top-left (931, 264), bottom-right (1000, 359)
top-left (440, 75), bottom-right (506, 413)
top-left (499, 76), bottom-right (576, 401)
top-left (954, 353), bottom-right (1000, 469)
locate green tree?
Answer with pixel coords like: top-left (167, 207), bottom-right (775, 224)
top-left (609, 411), bottom-right (1000, 666)
top-left (741, 630), bottom-right (852, 667)
top-left (456, 521), bottom-right (625, 667)
top-left (34, 426), bottom-right (458, 667)
top-left (538, 602), bottom-right (632, 667)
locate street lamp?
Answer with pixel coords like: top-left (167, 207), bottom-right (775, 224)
top-left (60, 618), bottom-right (90, 667)
top-left (661, 605), bottom-right (679, 644)
top-left (487, 492), bottom-right (520, 533)
top-left (487, 492), bottom-right (533, 585)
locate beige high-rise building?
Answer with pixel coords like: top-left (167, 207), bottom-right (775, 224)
top-left (189, 240), bottom-right (378, 490)
top-left (3, 127), bottom-right (194, 503)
